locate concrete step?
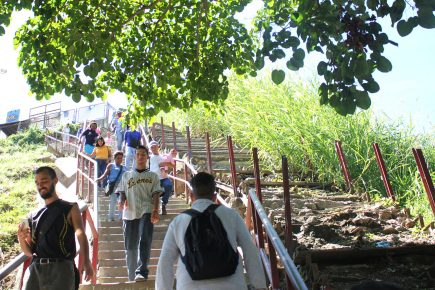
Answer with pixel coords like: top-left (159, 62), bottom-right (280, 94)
top-left (100, 240), bottom-right (164, 251)
top-left (97, 276), bottom-right (157, 284)
top-left (98, 264), bottom-right (166, 278)
top-left (99, 224), bottom-right (170, 235)
top-left (80, 280), bottom-right (155, 289)
top-left (99, 230), bottom-right (167, 242)
top-left (99, 249), bottom-right (162, 260)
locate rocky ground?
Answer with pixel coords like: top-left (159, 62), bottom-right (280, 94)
top-left (233, 181), bottom-right (435, 290)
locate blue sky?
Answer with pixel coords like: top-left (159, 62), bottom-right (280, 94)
top-left (0, 4), bottom-right (434, 134)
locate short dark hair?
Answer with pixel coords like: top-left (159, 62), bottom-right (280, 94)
top-left (35, 166), bottom-right (57, 179)
top-left (96, 136), bottom-right (105, 147)
top-left (136, 145), bottom-right (149, 155)
top-left (190, 172), bottom-right (216, 199)
top-left (114, 151), bottom-right (124, 158)
top-left (350, 280), bottom-right (405, 290)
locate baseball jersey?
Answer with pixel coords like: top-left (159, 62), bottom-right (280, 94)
top-left (115, 170), bottom-right (162, 220)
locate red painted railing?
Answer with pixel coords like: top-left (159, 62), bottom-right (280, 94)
top-left (373, 143), bottom-right (396, 202)
top-left (412, 148), bottom-right (435, 216)
top-left (335, 140), bottom-right (353, 193)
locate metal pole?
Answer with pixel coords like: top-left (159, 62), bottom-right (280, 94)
top-left (160, 117), bottom-right (165, 149)
top-left (205, 132), bottom-right (213, 174)
top-left (227, 136), bottom-right (239, 197)
top-left (184, 163), bottom-right (189, 204)
top-left (335, 140), bottom-right (353, 193)
top-left (282, 156), bottom-right (293, 253)
top-left (372, 143), bottom-right (396, 202)
top-left (151, 123), bottom-right (156, 141)
top-left (252, 147), bottom-right (265, 249)
top-left (172, 121), bottom-right (177, 150)
top-left (412, 148), bottom-right (435, 216)
top-left (186, 126), bottom-right (192, 159)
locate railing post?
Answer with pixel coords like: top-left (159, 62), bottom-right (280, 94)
top-left (172, 121), bottom-right (177, 150)
top-left (282, 156), bottom-right (293, 254)
top-left (173, 159), bottom-right (178, 197)
top-left (186, 126), bottom-right (192, 159)
top-left (205, 132), bottom-right (213, 174)
top-left (184, 163), bottom-right (189, 204)
top-left (160, 117), bottom-right (165, 149)
top-left (87, 210), bottom-right (98, 285)
top-left (267, 236), bottom-right (281, 289)
top-left (151, 123), bottom-right (156, 141)
top-left (77, 211), bottom-right (87, 283)
top-left (372, 143), bottom-right (396, 202)
top-left (81, 157), bottom-right (85, 200)
top-left (252, 147), bottom-right (265, 249)
top-left (88, 161), bottom-right (93, 203)
top-left (334, 140), bottom-right (354, 193)
top-left (19, 258), bottom-right (32, 290)
top-left (227, 136), bottom-right (239, 197)
top-left (412, 148), bottom-right (435, 216)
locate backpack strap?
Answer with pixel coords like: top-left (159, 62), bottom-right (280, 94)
top-left (182, 204), bottom-right (219, 216)
top-left (113, 164), bottom-right (123, 184)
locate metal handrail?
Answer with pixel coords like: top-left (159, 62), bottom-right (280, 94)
top-left (249, 188), bottom-right (308, 290)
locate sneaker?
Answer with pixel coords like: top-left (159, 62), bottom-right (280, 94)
top-left (134, 274), bottom-right (146, 282)
top-left (162, 204), bottom-right (167, 215)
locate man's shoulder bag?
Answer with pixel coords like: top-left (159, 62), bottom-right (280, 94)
top-left (105, 165), bottom-right (123, 196)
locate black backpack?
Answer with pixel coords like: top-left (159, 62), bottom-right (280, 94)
top-left (181, 204), bottom-right (239, 280)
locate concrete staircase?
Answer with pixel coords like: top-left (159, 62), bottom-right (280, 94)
top-left (78, 123), bottom-right (251, 289)
top-left (150, 123), bottom-right (253, 174)
top-left (80, 195), bottom-right (189, 289)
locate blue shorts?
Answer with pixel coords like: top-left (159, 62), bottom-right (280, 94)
top-left (84, 144), bottom-right (95, 155)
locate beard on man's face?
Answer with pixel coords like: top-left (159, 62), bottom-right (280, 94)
top-left (39, 183), bottom-right (56, 200)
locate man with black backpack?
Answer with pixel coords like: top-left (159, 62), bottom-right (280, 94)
top-left (156, 172), bottom-right (267, 290)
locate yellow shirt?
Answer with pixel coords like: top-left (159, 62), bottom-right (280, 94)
top-left (93, 145), bottom-right (110, 159)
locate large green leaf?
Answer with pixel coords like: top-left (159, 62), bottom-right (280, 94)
top-left (397, 20), bottom-right (413, 37)
top-left (376, 56), bottom-right (392, 73)
top-left (271, 69), bottom-right (286, 85)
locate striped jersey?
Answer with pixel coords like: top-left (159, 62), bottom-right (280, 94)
top-left (116, 170), bottom-right (162, 220)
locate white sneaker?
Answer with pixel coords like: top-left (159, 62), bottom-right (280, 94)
top-left (134, 274), bottom-right (146, 282)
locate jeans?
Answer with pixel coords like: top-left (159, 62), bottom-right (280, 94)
top-left (108, 192), bottom-right (121, 221)
top-left (123, 213), bottom-right (153, 281)
top-left (96, 159), bottom-right (107, 186)
top-left (125, 146), bottom-right (136, 171)
top-left (160, 178), bottom-right (173, 205)
top-left (116, 130), bottom-right (124, 151)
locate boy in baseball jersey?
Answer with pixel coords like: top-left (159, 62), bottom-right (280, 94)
top-left (116, 145), bottom-right (162, 282)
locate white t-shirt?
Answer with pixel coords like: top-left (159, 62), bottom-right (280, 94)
top-left (149, 154), bottom-right (165, 179)
top-left (156, 199), bottom-right (267, 290)
top-left (115, 170), bottom-right (162, 220)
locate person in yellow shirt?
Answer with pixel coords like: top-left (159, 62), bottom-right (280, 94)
top-left (89, 136), bottom-right (111, 188)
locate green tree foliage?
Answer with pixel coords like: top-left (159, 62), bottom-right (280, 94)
top-left (0, 0), bottom-right (434, 119)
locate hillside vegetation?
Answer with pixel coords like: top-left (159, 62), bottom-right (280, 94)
top-left (0, 126), bottom-right (51, 259)
top-left (160, 74), bottom-right (435, 221)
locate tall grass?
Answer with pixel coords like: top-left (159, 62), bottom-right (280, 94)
top-left (160, 73), bottom-right (434, 220)
top-left (0, 127), bottom-right (50, 252)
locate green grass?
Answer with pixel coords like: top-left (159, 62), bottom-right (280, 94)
top-left (0, 127), bottom-right (52, 253)
top-left (159, 73), bottom-right (435, 221)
